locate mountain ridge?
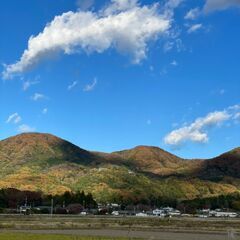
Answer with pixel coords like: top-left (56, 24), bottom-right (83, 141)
top-left (0, 132), bottom-right (239, 202)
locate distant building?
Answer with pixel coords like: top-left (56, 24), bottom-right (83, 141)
top-left (19, 205), bottom-right (31, 215)
top-left (136, 212), bottom-right (148, 217)
top-left (211, 211), bottom-right (238, 218)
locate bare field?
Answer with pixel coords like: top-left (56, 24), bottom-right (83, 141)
top-left (0, 215), bottom-right (240, 239)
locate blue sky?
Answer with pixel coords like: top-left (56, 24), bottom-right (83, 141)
top-left (1, 0), bottom-right (240, 158)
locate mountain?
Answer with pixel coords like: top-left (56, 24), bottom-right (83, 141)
top-left (0, 133), bottom-right (239, 203)
top-left (0, 133), bottom-right (98, 167)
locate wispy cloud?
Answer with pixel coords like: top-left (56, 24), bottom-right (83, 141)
top-left (234, 112), bottom-right (240, 121)
top-left (67, 81), bottom-right (78, 91)
top-left (204, 0), bottom-right (240, 13)
top-left (164, 105), bottom-right (240, 147)
top-left (22, 76), bottom-right (40, 91)
top-left (31, 93), bottom-right (47, 101)
top-left (170, 60), bottom-right (178, 66)
top-left (187, 23), bottom-right (203, 34)
top-left (76, 0), bottom-right (94, 10)
top-left (6, 113), bottom-right (22, 124)
top-left (163, 38), bottom-right (185, 53)
top-left (184, 7), bottom-right (201, 20)
top-left (164, 0), bottom-right (184, 10)
top-left (18, 124), bottom-right (36, 133)
top-left (2, 0), bottom-right (173, 79)
top-left (83, 78), bottom-right (97, 92)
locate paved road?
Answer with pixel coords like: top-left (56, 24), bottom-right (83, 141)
top-left (5, 229), bottom-right (240, 240)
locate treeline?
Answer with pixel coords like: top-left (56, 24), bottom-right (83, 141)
top-left (0, 188), bottom-right (97, 211)
top-left (118, 193), bottom-right (240, 213)
top-left (0, 188), bottom-right (240, 214)
top-left (178, 192), bottom-right (240, 213)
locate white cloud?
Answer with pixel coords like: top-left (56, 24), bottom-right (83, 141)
top-left (184, 7), bottom-right (201, 20)
top-left (31, 93), bottom-right (47, 101)
top-left (83, 78), bottom-right (97, 91)
top-left (3, 0), bottom-right (172, 79)
top-left (68, 81), bottom-right (78, 90)
top-left (6, 113), bottom-right (22, 124)
top-left (42, 108), bottom-right (48, 114)
top-left (171, 60), bottom-right (178, 66)
top-left (204, 0), bottom-right (240, 13)
top-left (76, 0), bottom-right (94, 10)
top-left (18, 124), bottom-right (36, 133)
top-left (187, 23), bottom-right (203, 34)
top-left (164, 105), bottom-right (240, 147)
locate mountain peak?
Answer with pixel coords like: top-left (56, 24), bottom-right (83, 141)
top-left (113, 144), bottom-right (185, 175)
top-left (0, 132), bottom-right (96, 167)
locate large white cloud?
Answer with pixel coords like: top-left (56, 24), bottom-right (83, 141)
top-left (164, 105), bottom-right (240, 147)
top-left (3, 0), bottom-right (172, 79)
top-left (204, 0), bottom-right (240, 13)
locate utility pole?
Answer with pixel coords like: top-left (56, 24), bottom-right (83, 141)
top-left (25, 196), bottom-right (28, 207)
top-left (51, 198), bottom-right (53, 217)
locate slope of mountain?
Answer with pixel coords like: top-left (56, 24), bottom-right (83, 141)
top-left (0, 133), bottom-right (239, 202)
top-left (198, 147), bottom-right (240, 180)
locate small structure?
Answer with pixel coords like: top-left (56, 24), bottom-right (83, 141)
top-left (112, 210), bottom-right (119, 216)
top-left (135, 212), bottom-right (148, 217)
top-left (153, 209), bottom-right (166, 217)
top-left (19, 205), bottom-right (31, 215)
top-left (212, 211), bottom-right (238, 218)
top-left (199, 209), bottom-right (239, 218)
top-left (153, 207), bottom-right (181, 217)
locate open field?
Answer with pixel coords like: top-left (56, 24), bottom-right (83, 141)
top-left (0, 215), bottom-right (240, 239)
top-left (0, 215), bottom-right (240, 232)
top-left (0, 229), bottom-right (239, 240)
top-left (0, 233), bottom-right (134, 240)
